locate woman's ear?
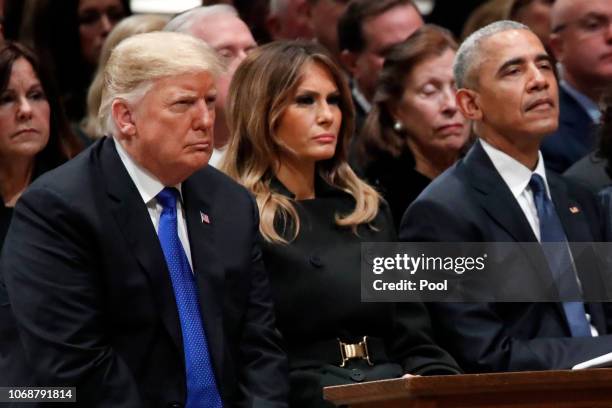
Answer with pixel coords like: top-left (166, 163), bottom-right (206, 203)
top-left (111, 99), bottom-right (137, 139)
top-left (456, 88), bottom-right (483, 121)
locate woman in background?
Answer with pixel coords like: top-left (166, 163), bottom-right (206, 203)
top-left (355, 25), bottom-right (471, 227)
top-left (20, 0), bottom-right (131, 122)
top-left (0, 41), bottom-right (81, 387)
top-left (0, 41), bottom-right (81, 246)
top-left (222, 40), bottom-right (460, 408)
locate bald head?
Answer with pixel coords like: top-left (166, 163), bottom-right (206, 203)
top-left (550, 0), bottom-right (576, 31)
top-left (549, 0), bottom-right (612, 98)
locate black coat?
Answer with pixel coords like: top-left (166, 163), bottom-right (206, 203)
top-left (400, 141), bottom-right (612, 373)
top-left (262, 177), bottom-right (460, 407)
top-left (541, 85), bottom-right (599, 174)
top-left (361, 150), bottom-right (431, 229)
top-left (1, 137), bottom-right (288, 407)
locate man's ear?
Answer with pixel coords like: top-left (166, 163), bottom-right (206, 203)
top-left (111, 99), bottom-right (137, 139)
top-left (456, 88), bottom-right (483, 121)
top-left (340, 49), bottom-right (358, 77)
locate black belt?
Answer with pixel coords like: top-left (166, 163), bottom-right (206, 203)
top-left (288, 336), bottom-right (390, 369)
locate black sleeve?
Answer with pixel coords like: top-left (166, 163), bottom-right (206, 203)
top-left (238, 192), bottom-right (289, 408)
top-left (2, 185), bottom-right (142, 407)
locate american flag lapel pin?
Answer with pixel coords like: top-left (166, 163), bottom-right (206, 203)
top-left (200, 211), bottom-right (211, 224)
top-left (569, 206), bottom-right (580, 214)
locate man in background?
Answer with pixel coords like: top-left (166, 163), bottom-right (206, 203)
top-left (165, 5), bottom-right (257, 167)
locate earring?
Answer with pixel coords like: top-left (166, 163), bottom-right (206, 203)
top-left (393, 121), bottom-right (404, 133)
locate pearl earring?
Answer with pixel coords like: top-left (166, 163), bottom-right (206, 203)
top-left (393, 121), bottom-right (404, 133)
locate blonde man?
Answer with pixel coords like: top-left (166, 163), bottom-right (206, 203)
top-left (2, 32), bottom-right (288, 408)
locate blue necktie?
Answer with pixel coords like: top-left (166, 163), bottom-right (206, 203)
top-left (156, 187), bottom-right (223, 407)
top-left (529, 174), bottom-right (591, 337)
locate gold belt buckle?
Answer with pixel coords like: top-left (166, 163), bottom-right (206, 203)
top-left (338, 336), bottom-right (374, 367)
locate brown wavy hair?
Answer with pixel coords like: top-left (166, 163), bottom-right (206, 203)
top-left (221, 40), bottom-right (381, 243)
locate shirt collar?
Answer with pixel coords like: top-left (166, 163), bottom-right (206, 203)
top-left (560, 80), bottom-right (601, 124)
top-left (113, 137), bottom-right (182, 205)
top-left (480, 139), bottom-right (550, 200)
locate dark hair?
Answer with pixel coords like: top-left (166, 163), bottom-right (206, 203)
top-left (354, 25), bottom-right (457, 166)
top-left (597, 88), bottom-right (612, 178)
top-left (0, 41), bottom-right (82, 172)
top-left (20, 0), bottom-right (131, 121)
top-left (338, 0), bottom-right (418, 53)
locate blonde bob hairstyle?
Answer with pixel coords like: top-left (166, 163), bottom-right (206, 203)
top-left (99, 31), bottom-right (223, 136)
top-left (221, 40), bottom-right (381, 244)
top-left (81, 14), bottom-right (170, 139)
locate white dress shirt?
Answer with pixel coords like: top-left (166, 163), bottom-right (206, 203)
top-left (481, 139), bottom-right (549, 241)
top-left (480, 139), bottom-right (598, 335)
top-left (114, 137), bottom-right (193, 270)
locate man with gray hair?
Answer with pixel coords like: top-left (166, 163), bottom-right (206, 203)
top-left (165, 5), bottom-right (257, 167)
top-left (1, 31), bottom-right (288, 407)
top-left (401, 21), bottom-right (612, 372)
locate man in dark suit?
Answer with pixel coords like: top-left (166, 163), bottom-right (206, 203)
top-left (542, 0), bottom-right (612, 173)
top-left (337, 0), bottom-right (423, 168)
top-left (1, 32), bottom-right (288, 407)
top-left (400, 21), bottom-right (612, 373)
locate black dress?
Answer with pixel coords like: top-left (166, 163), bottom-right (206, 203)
top-left (362, 150), bottom-right (431, 229)
top-left (262, 177), bottom-right (460, 408)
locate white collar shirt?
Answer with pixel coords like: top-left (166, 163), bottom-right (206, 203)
top-left (113, 137), bottom-right (193, 270)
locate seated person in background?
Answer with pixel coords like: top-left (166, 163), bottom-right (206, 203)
top-left (0, 41), bottom-right (82, 246)
top-left (400, 21), bottom-right (612, 373)
top-left (542, 0), bottom-right (612, 173)
top-left (565, 87), bottom-right (612, 194)
top-left (595, 90), bottom-right (612, 240)
top-left (355, 25), bottom-right (471, 227)
top-left (1, 32), bottom-right (287, 407)
top-left (22, 0), bottom-right (131, 122)
top-left (164, 5), bottom-right (258, 168)
top-left (0, 41), bottom-right (81, 389)
top-left (221, 40), bottom-right (460, 408)
top-left (505, 0), bottom-right (555, 47)
top-left (79, 14), bottom-right (169, 141)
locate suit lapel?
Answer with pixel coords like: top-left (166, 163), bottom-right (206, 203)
top-left (464, 142), bottom-right (537, 243)
top-left (464, 142), bottom-right (564, 305)
top-left (182, 172), bottom-right (224, 383)
top-left (99, 138), bottom-right (183, 351)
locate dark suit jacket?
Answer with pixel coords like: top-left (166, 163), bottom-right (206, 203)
top-left (541, 85), bottom-right (598, 174)
top-left (1, 137), bottom-right (288, 407)
top-left (399, 141), bottom-right (612, 373)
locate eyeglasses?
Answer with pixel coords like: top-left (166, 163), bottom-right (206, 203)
top-left (552, 13), bottom-right (612, 36)
top-left (78, 7), bottom-right (125, 27)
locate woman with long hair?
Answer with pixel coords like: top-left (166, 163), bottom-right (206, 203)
top-left (355, 25), bottom-right (471, 226)
top-left (0, 40), bottom-right (81, 387)
top-left (222, 40), bottom-right (460, 407)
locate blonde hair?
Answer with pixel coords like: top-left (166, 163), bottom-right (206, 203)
top-left (100, 31), bottom-right (223, 136)
top-left (81, 14), bottom-right (170, 139)
top-left (221, 41), bottom-right (381, 243)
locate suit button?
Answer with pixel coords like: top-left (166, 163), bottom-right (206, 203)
top-left (309, 255), bottom-right (323, 268)
top-left (350, 369), bottom-right (365, 382)
top-left (167, 402), bottom-right (183, 408)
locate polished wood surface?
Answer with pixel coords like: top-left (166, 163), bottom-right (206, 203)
top-left (324, 369), bottom-right (612, 407)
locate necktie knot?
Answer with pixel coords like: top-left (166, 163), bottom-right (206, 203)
top-left (529, 173), bottom-right (546, 198)
top-left (156, 187), bottom-right (179, 211)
